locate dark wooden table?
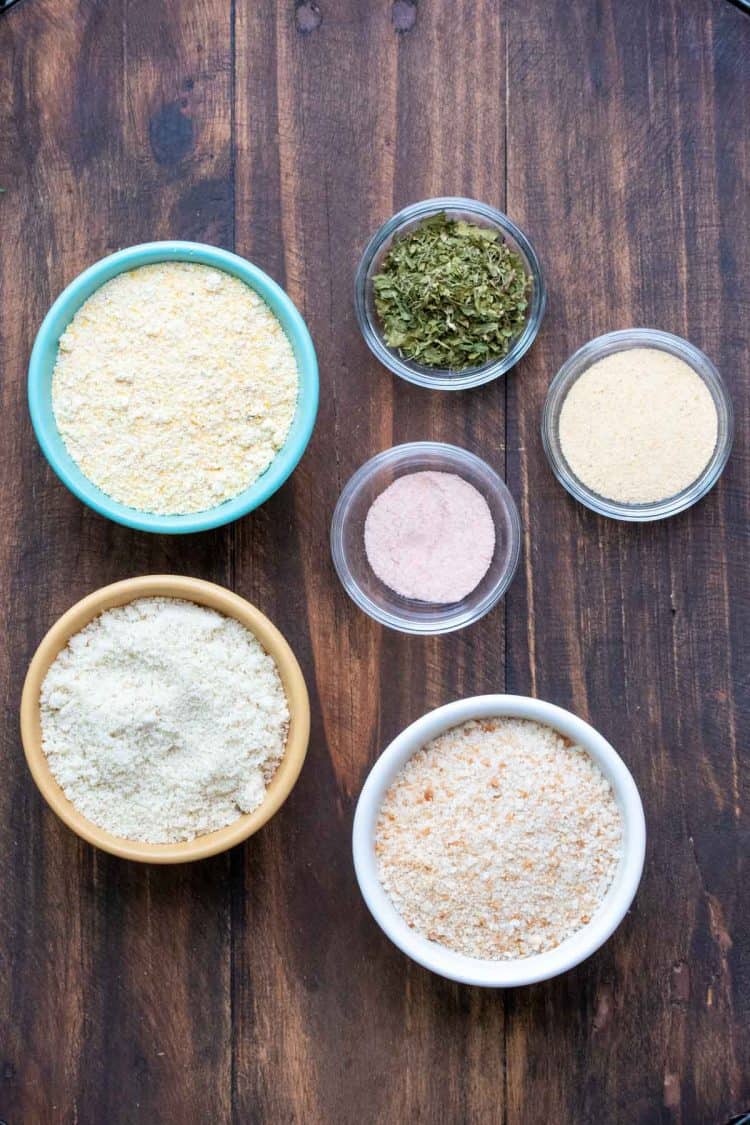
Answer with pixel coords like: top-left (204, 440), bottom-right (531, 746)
top-left (1, 1), bottom-right (748, 1122)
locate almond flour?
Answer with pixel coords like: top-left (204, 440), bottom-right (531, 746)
top-left (40, 597), bottom-right (289, 843)
top-left (375, 718), bottom-right (622, 960)
top-left (52, 262), bottom-right (299, 515)
top-left (558, 347), bottom-right (718, 504)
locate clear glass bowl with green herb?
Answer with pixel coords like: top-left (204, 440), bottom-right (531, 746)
top-left (354, 198), bottom-right (546, 391)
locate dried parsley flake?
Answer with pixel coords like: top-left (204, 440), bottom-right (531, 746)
top-left (373, 212), bottom-right (530, 371)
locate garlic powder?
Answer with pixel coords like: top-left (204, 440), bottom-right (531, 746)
top-left (40, 597), bottom-right (290, 843)
top-left (558, 347), bottom-right (718, 504)
top-left (52, 262), bottom-right (299, 515)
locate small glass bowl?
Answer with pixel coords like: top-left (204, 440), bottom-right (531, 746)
top-left (354, 197), bottom-right (546, 391)
top-left (330, 442), bottom-right (521, 634)
top-left (541, 329), bottom-right (734, 522)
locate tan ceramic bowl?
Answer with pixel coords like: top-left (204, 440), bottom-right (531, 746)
top-left (20, 575), bottom-right (311, 863)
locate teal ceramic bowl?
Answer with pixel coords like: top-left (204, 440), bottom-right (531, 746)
top-left (28, 241), bottom-right (319, 534)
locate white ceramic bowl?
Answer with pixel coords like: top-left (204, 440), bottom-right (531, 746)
top-left (352, 695), bottom-right (646, 987)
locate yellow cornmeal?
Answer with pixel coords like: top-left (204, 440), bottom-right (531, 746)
top-left (52, 262), bottom-right (298, 515)
top-left (559, 347), bottom-right (718, 504)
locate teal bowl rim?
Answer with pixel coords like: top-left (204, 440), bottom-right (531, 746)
top-left (28, 241), bottom-right (319, 534)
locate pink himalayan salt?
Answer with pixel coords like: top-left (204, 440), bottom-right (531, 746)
top-left (364, 471), bottom-right (495, 604)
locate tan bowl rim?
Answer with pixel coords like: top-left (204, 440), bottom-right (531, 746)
top-left (20, 575), bottom-right (311, 863)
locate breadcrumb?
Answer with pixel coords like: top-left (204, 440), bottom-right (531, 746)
top-left (375, 718), bottom-right (622, 960)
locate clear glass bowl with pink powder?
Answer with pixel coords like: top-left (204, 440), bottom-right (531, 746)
top-left (330, 442), bottom-right (521, 634)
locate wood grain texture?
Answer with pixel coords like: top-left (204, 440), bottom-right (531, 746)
top-left (504, 4), bottom-right (750, 1122)
top-left (0, 0), bottom-right (748, 1122)
top-left (0, 2), bottom-right (235, 1122)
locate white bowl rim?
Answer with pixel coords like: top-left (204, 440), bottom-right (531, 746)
top-left (352, 694), bottom-right (646, 987)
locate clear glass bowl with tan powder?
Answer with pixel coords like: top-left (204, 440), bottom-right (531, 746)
top-left (541, 329), bottom-right (733, 521)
